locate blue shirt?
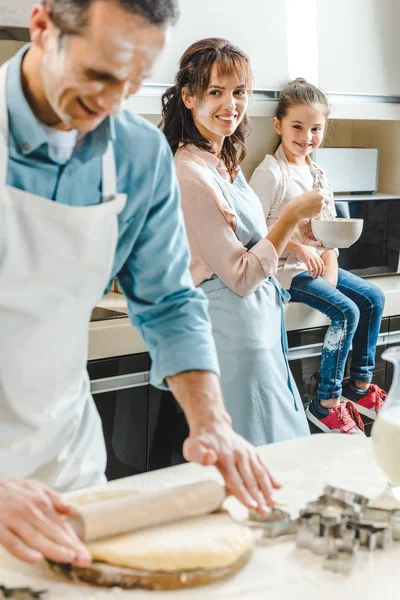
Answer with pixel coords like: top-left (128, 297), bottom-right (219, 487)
top-left (5, 46), bottom-right (219, 388)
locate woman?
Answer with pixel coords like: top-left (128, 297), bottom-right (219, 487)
top-left (160, 38), bottom-right (327, 445)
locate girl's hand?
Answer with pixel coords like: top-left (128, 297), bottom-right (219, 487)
top-left (291, 188), bottom-right (329, 221)
top-left (295, 245), bottom-right (325, 278)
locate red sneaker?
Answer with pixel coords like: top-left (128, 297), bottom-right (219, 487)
top-left (343, 383), bottom-right (387, 420)
top-left (306, 400), bottom-right (365, 434)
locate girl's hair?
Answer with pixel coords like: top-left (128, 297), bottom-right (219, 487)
top-left (160, 37), bottom-right (252, 174)
top-left (272, 77), bottom-right (330, 154)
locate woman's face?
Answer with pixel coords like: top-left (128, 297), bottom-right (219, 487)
top-left (274, 103), bottom-right (327, 165)
top-left (182, 62), bottom-right (249, 152)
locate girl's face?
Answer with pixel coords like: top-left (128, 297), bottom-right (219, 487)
top-left (274, 103), bottom-right (327, 165)
top-left (182, 62), bottom-right (249, 153)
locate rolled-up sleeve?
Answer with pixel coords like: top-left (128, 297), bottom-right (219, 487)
top-left (178, 168), bottom-right (278, 297)
top-left (116, 140), bottom-right (220, 389)
top-left (249, 156), bottom-right (284, 230)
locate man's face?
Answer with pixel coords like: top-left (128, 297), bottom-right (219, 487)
top-left (32, 1), bottom-right (166, 131)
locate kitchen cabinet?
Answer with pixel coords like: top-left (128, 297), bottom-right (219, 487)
top-left (317, 0), bottom-right (400, 96)
top-left (288, 325), bottom-right (328, 405)
top-left (387, 315), bottom-right (400, 389)
top-left (88, 353), bottom-right (150, 481)
top-left (147, 386), bottom-right (188, 471)
top-left (88, 353), bottom-right (187, 480)
top-left (150, 0), bottom-right (289, 89)
top-left (89, 314), bottom-right (400, 476)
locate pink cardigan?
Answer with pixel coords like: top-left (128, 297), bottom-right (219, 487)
top-left (174, 144), bottom-right (278, 297)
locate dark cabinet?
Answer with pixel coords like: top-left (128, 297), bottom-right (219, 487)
top-left (88, 353), bottom-right (150, 481)
top-left (147, 386), bottom-right (188, 471)
top-left (288, 326), bottom-right (328, 406)
top-left (387, 316), bottom-right (400, 389)
top-left (88, 354), bottom-right (188, 480)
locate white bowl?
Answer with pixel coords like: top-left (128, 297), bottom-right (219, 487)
top-left (311, 218), bottom-right (364, 248)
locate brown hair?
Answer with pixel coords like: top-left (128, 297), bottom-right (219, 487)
top-left (272, 77), bottom-right (330, 154)
top-left (160, 38), bottom-right (252, 174)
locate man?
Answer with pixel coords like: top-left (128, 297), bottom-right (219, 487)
top-left (0, 0), bottom-right (279, 565)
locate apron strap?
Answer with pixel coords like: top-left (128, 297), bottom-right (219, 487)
top-left (101, 140), bottom-right (118, 201)
top-left (0, 62), bottom-right (10, 189)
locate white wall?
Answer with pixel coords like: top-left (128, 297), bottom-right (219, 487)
top-left (0, 1), bottom-right (33, 28)
top-left (153, 0), bottom-right (289, 89)
top-left (317, 0), bottom-right (400, 95)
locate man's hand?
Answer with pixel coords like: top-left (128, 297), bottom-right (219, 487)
top-left (0, 477), bottom-right (92, 565)
top-left (183, 422), bottom-right (280, 513)
top-left (166, 371), bottom-right (280, 513)
top-left (295, 245), bottom-right (325, 278)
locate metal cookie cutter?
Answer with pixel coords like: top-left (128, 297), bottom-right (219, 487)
top-left (297, 506), bottom-right (345, 556)
top-left (323, 485), bottom-right (369, 510)
top-left (362, 506), bottom-right (400, 541)
top-left (323, 538), bottom-right (360, 575)
top-left (391, 510), bottom-right (400, 541)
top-left (349, 520), bottom-right (392, 551)
top-left (296, 511), bottom-right (322, 550)
top-left (246, 507), bottom-right (297, 539)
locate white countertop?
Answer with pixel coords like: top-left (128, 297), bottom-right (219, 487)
top-left (89, 275), bottom-right (400, 360)
top-left (0, 434), bottom-right (397, 599)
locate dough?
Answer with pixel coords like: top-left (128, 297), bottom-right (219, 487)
top-left (88, 512), bottom-right (254, 572)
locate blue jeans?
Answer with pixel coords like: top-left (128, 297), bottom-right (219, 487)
top-left (289, 269), bottom-right (385, 401)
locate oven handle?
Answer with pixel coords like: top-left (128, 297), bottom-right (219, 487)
top-left (90, 371), bottom-right (150, 395)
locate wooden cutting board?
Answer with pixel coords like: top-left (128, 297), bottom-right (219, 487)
top-left (47, 549), bottom-right (252, 590)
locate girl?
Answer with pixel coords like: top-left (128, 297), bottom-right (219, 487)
top-left (250, 78), bottom-right (386, 435)
top-left (160, 39), bottom-right (326, 446)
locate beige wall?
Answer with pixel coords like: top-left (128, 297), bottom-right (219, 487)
top-left (145, 113), bottom-right (400, 194)
top-left (352, 120), bottom-right (400, 193)
top-left (144, 115), bottom-right (355, 181)
top-left (242, 118), bottom-right (355, 180)
top-left (0, 41), bottom-right (25, 65)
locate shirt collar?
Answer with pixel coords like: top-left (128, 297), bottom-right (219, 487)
top-left (185, 143), bottom-right (223, 169)
top-left (6, 44), bottom-right (115, 163)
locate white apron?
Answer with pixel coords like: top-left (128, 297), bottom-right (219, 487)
top-left (0, 62), bottom-right (127, 491)
top-left (200, 167), bottom-right (310, 446)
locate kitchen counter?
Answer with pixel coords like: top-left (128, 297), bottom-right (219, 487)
top-left (89, 275), bottom-right (400, 360)
top-left (0, 434), bottom-right (397, 599)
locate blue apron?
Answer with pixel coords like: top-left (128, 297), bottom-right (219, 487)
top-left (200, 167), bottom-right (310, 446)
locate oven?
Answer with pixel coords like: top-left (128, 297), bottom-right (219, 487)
top-left (335, 194), bottom-right (400, 277)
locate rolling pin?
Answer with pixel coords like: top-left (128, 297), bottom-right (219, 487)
top-left (67, 480), bottom-right (226, 542)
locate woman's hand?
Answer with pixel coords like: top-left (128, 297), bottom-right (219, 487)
top-left (291, 188), bottom-right (329, 221)
top-left (268, 189), bottom-right (328, 258)
top-left (295, 245), bottom-right (325, 278)
top-left (0, 477), bottom-right (92, 565)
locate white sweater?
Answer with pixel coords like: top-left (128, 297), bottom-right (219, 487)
top-left (250, 145), bottom-right (337, 289)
